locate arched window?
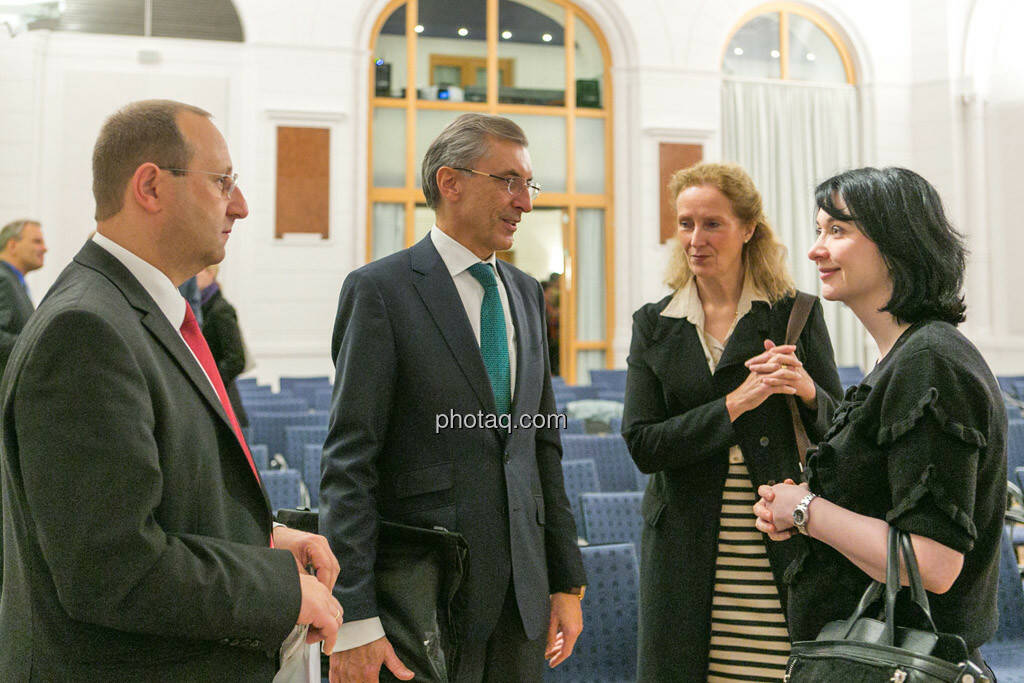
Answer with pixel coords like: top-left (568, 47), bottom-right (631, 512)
top-left (723, 5), bottom-right (853, 84)
top-left (368, 0), bottom-right (614, 382)
top-left (721, 4), bottom-right (867, 368)
top-left (27, 0), bottom-right (244, 41)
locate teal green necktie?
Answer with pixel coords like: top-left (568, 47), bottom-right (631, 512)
top-left (468, 263), bottom-right (511, 415)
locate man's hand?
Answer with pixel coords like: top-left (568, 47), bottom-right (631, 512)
top-left (297, 573), bottom-right (343, 654)
top-left (273, 525), bottom-right (340, 589)
top-left (545, 592), bottom-right (583, 668)
top-left (329, 636), bottom-right (413, 683)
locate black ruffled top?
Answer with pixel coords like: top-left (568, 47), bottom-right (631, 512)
top-left (785, 320), bottom-right (1008, 651)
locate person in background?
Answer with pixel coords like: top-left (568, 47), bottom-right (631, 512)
top-left (197, 264), bottom-right (249, 427)
top-left (0, 217), bottom-right (45, 589)
top-left (755, 167), bottom-right (1005, 681)
top-left (622, 162), bottom-right (842, 682)
top-left (0, 99), bottom-right (342, 680)
top-left (0, 218), bottom-right (45, 378)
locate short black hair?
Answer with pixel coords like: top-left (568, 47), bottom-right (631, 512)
top-left (815, 167), bottom-right (967, 325)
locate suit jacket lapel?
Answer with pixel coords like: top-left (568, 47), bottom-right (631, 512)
top-left (74, 242), bottom-right (232, 429)
top-left (715, 301), bottom-right (772, 373)
top-left (409, 237), bottom-right (497, 413)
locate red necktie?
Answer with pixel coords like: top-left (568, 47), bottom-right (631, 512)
top-left (179, 305), bottom-right (263, 488)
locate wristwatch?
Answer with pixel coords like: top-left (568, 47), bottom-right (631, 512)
top-left (566, 586), bottom-right (586, 601)
top-left (792, 493), bottom-right (818, 536)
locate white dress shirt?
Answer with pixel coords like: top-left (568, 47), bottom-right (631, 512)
top-left (91, 233), bottom-right (219, 395)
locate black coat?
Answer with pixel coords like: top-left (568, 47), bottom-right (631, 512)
top-left (201, 287), bottom-right (249, 427)
top-left (622, 292), bottom-right (842, 682)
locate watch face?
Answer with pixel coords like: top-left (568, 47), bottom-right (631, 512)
top-left (793, 508), bottom-right (807, 525)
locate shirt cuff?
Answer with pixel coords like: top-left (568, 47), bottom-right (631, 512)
top-left (331, 617), bottom-right (386, 653)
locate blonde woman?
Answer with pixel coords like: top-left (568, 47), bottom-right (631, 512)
top-left (622, 163), bottom-right (842, 682)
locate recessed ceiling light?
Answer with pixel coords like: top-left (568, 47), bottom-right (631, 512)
top-left (542, 33), bottom-right (552, 42)
top-left (458, 27), bottom-right (469, 37)
top-left (770, 49), bottom-right (780, 59)
top-left (414, 24), bottom-right (424, 33)
top-left (733, 47), bottom-right (744, 56)
top-left (502, 30), bottom-right (512, 40)
top-left (806, 52), bottom-right (816, 61)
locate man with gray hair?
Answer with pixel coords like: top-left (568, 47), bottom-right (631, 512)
top-left (0, 218), bottom-right (45, 378)
top-left (322, 113), bottom-right (586, 682)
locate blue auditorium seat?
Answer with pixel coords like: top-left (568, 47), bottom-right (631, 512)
top-left (261, 469), bottom-right (302, 512)
top-left (284, 425), bottom-right (328, 470)
top-left (561, 417), bottom-right (586, 434)
top-left (580, 492), bottom-right (644, 549)
top-left (302, 444), bottom-right (322, 509)
top-left (241, 396), bottom-right (309, 413)
top-left (248, 411), bottom-right (329, 459)
top-left (980, 529), bottom-right (1024, 682)
top-left (544, 543), bottom-right (639, 683)
top-left (313, 387), bottom-right (334, 412)
top-left (589, 369), bottom-right (627, 393)
top-left (1008, 419), bottom-right (1024, 475)
top-left (561, 458), bottom-right (600, 537)
top-left (249, 444), bottom-right (269, 472)
top-left (560, 434), bottom-right (640, 492)
top-left (279, 376), bottom-right (332, 407)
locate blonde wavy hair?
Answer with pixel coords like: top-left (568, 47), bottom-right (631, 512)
top-left (664, 162), bottom-right (795, 303)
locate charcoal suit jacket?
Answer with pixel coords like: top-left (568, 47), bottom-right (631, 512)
top-left (0, 240), bottom-right (300, 681)
top-left (321, 234), bottom-right (586, 647)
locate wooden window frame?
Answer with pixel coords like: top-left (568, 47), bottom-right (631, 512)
top-left (429, 54), bottom-right (514, 88)
top-left (367, 0), bottom-right (614, 383)
top-left (722, 2), bottom-right (857, 84)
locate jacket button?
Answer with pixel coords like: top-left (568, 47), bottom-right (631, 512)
top-left (759, 436), bottom-right (770, 447)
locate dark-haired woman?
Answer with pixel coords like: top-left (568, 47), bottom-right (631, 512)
top-left (754, 167), bottom-right (1006, 679)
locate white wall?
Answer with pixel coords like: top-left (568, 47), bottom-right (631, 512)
top-left (1, 0), bottom-right (1021, 383)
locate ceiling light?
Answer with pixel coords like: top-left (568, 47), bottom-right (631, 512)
top-left (457, 27), bottom-right (468, 37)
top-left (733, 47), bottom-right (743, 56)
top-left (770, 49), bottom-right (780, 59)
top-left (542, 33), bottom-right (552, 42)
top-left (501, 30), bottom-right (512, 39)
top-left (414, 24), bottom-right (424, 33)
top-left (806, 52), bottom-right (816, 61)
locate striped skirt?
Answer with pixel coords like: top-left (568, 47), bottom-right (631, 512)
top-left (706, 452), bottom-right (791, 682)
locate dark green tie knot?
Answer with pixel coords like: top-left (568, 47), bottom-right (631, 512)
top-left (468, 262), bottom-right (498, 289)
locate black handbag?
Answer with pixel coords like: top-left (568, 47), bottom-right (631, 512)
top-left (784, 527), bottom-right (989, 682)
top-left (275, 508), bottom-right (469, 682)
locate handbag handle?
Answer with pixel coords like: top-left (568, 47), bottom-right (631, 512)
top-left (784, 292), bottom-right (816, 473)
top-left (838, 527), bottom-right (938, 644)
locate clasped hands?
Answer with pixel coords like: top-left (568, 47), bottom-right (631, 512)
top-left (272, 525), bottom-right (344, 654)
top-left (726, 340), bottom-right (816, 421)
top-left (753, 479), bottom-right (810, 541)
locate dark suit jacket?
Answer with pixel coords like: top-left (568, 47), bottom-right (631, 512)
top-left (0, 260), bottom-right (34, 380)
top-left (622, 293), bottom-right (842, 682)
top-left (0, 261), bottom-right (33, 589)
top-left (201, 287), bottom-right (249, 426)
top-left (320, 235), bottom-right (586, 646)
top-left (0, 241), bottom-right (300, 681)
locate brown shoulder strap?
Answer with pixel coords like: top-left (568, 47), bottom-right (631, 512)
top-left (785, 291), bottom-right (816, 346)
top-left (784, 291), bottom-right (817, 475)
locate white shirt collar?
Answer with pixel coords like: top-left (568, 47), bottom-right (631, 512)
top-left (91, 232), bottom-right (188, 329)
top-left (661, 274), bottom-right (769, 324)
top-left (430, 225), bottom-right (499, 277)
